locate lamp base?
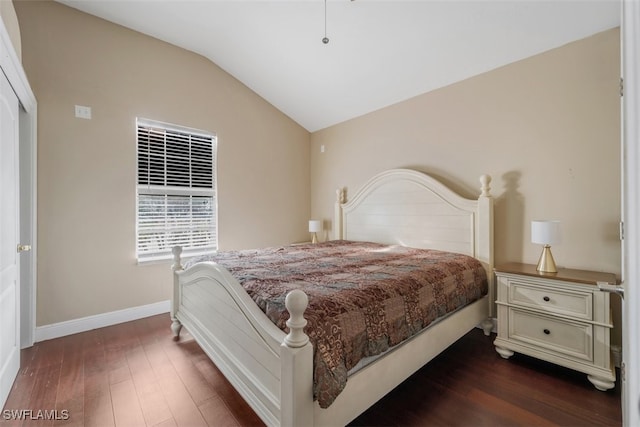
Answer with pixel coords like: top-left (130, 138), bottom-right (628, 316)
top-left (536, 245), bottom-right (557, 273)
top-left (311, 232), bottom-right (318, 244)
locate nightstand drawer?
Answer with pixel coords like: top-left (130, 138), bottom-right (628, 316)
top-left (508, 308), bottom-right (593, 362)
top-left (509, 280), bottom-right (592, 320)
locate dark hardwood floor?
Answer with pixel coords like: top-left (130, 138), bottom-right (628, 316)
top-left (2, 314), bottom-right (621, 426)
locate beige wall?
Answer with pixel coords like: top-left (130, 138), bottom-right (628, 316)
top-left (311, 29), bottom-right (621, 342)
top-left (15, 0), bottom-right (310, 326)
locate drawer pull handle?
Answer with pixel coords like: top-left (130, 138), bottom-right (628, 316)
top-left (543, 329), bottom-right (551, 335)
top-left (543, 296), bottom-right (550, 302)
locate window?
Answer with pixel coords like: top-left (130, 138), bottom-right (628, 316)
top-left (136, 118), bottom-right (217, 262)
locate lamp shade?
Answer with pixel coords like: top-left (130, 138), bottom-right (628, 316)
top-left (309, 220), bottom-right (323, 233)
top-left (531, 220), bottom-right (560, 245)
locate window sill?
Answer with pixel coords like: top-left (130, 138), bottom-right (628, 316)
top-left (137, 249), bottom-right (216, 266)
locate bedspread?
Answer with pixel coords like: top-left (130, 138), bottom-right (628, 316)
top-left (189, 240), bottom-right (487, 408)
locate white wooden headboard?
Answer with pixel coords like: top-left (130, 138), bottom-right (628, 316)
top-left (334, 169), bottom-right (494, 313)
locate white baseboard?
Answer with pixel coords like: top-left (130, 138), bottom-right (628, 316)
top-left (34, 300), bottom-right (170, 342)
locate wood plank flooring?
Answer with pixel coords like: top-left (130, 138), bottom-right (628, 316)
top-left (2, 314), bottom-right (621, 426)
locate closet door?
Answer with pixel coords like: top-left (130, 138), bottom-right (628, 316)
top-left (621, 0), bottom-right (640, 425)
top-left (0, 67), bottom-right (21, 408)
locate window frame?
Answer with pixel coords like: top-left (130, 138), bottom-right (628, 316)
top-left (135, 117), bottom-right (218, 263)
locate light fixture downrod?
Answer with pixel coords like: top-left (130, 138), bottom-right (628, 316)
top-left (322, 0), bottom-right (329, 44)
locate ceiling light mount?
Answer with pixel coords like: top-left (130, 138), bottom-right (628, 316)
top-left (322, 0), bottom-right (329, 44)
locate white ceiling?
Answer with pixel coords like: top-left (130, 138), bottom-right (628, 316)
top-left (56, 0), bottom-right (620, 132)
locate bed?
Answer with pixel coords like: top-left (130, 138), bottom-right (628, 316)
top-left (170, 168), bottom-right (495, 427)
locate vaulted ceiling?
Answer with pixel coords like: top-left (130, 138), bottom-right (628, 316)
top-left (56, 1), bottom-right (620, 132)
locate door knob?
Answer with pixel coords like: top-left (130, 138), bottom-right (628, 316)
top-left (17, 244), bottom-right (31, 253)
top-left (597, 281), bottom-right (624, 299)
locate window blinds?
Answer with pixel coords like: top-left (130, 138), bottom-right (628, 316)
top-left (136, 119), bottom-right (217, 261)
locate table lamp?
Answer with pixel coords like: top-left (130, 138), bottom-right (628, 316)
top-left (531, 220), bottom-right (560, 273)
top-left (309, 220), bottom-right (322, 244)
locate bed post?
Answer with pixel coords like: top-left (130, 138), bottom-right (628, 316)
top-left (478, 175), bottom-right (495, 335)
top-left (334, 188), bottom-right (345, 240)
top-left (280, 290), bottom-right (314, 427)
top-left (171, 246), bottom-right (184, 341)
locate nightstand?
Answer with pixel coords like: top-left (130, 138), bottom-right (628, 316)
top-left (493, 262), bottom-right (616, 391)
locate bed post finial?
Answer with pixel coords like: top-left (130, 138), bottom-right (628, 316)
top-left (172, 245), bottom-right (183, 271)
top-left (480, 174), bottom-right (492, 197)
top-left (281, 290), bottom-right (314, 427)
top-left (334, 187), bottom-right (346, 240)
top-left (284, 290), bottom-right (309, 348)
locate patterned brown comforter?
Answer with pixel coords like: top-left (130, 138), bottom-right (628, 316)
top-left (188, 240), bottom-right (487, 408)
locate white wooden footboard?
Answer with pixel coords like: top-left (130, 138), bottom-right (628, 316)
top-left (171, 247), bottom-right (314, 427)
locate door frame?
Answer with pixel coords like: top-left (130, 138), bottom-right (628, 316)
top-left (0, 18), bottom-right (37, 348)
top-left (622, 1), bottom-right (639, 425)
